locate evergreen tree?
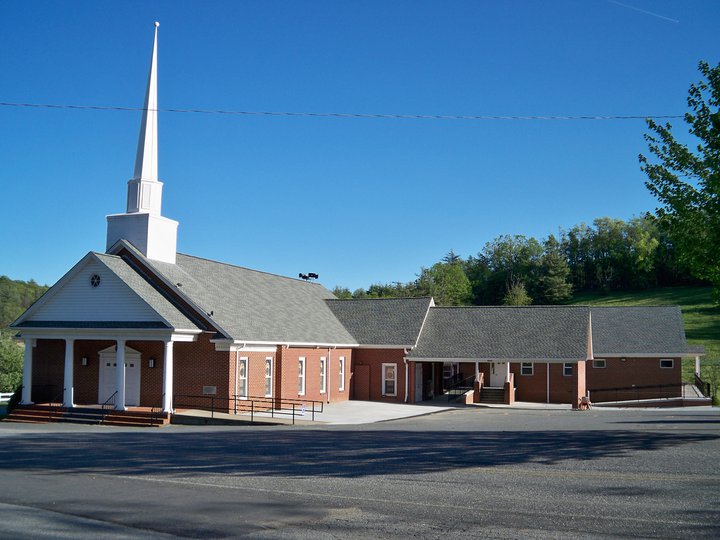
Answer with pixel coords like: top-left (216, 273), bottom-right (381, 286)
top-left (538, 236), bottom-right (572, 303)
top-left (502, 280), bottom-right (532, 306)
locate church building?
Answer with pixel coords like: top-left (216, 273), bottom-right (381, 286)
top-left (10, 25), bottom-right (703, 420)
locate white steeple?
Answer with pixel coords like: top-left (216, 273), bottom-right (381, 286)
top-left (106, 22), bottom-right (179, 264)
top-left (127, 21), bottom-right (162, 214)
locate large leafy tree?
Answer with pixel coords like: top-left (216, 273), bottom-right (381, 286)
top-left (417, 261), bottom-right (471, 306)
top-left (640, 61), bottom-right (720, 302)
top-left (0, 333), bottom-right (23, 393)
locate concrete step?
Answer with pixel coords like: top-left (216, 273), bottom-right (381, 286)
top-left (3, 405), bottom-right (170, 427)
top-left (479, 388), bottom-right (505, 404)
top-left (4, 406), bottom-right (63, 423)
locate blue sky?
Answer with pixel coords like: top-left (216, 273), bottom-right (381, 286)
top-left (1, 1), bottom-right (718, 291)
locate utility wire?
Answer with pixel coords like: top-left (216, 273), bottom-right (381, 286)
top-left (0, 101), bottom-right (683, 121)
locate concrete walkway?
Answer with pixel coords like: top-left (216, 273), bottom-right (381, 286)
top-left (173, 400), bottom-right (455, 426)
top-left (310, 400), bottom-right (454, 424)
top-left (172, 399), bottom-right (586, 427)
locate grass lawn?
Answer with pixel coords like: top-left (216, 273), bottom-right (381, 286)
top-left (569, 286), bottom-right (719, 402)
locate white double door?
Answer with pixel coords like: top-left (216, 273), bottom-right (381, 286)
top-left (98, 345), bottom-right (141, 406)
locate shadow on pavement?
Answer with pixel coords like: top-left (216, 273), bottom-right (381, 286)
top-left (0, 429), bottom-right (717, 478)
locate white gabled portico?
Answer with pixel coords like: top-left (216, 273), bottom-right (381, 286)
top-left (12, 22), bottom-right (202, 414)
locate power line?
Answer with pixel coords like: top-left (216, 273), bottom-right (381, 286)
top-left (0, 101), bottom-right (683, 121)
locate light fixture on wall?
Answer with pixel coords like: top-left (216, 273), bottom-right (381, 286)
top-left (148, 358), bottom-right (156, 368)
top-left (81, 356), bottom-right (88, 366)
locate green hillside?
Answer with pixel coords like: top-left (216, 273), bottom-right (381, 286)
top-left (569, 286), bottom-right (719, 402)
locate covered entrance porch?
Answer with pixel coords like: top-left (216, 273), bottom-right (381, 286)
top-left (408, 359), bottom-right (516, 405)
top-left (18, 328), bottom-right (199, 413)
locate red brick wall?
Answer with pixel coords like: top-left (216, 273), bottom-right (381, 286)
top-left (576, 360), bottom-right (587, 407)
top-left (510, 362), bottom-right (582, 404)
top-left (586, 357), bottom-right (682, 401)
top-left (352, 349), bottom-right (407, 403)
top-left (73, 340), bottom-right (113, 405)
top-left (30, 339), bottom-right (64, 402)
top-left (227, 350), bottom-right (275, 400)
top-left (173, 334), bottom-right (232, 410)
top-left (278, 347), bottom-right (353, 404)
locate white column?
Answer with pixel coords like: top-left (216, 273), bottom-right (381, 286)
top-left (695, 356), bottom-right (701, 376)
top-left (20, 338), bottom-right (34, 404)
top-left (475, 361), bottom-right (479, 382)
top-left (505, 362), bottom-right (510, 383)
top-left (63, 338), bottom-right (74, 408)
top-left (162, 340), bottom-right (174, 413)
top-left (115, 339), bottom-right (126, 410)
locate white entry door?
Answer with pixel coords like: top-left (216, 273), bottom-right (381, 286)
top-left (98, 346), bottom-right (141, 406)
top-left (489, 362), bottom-right (507, 387)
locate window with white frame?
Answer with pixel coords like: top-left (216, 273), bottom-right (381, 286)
top-left (319, 357), bottom-right (327, 394)
top-left (521, 362), bottom-right (533, 376)
top-left (382, 363), bottom-right (397, 396)
top-left (298, 357), bottom-right (306, 395)
top-left (264, 357), bottom-right (273, 397)
top-left (592, 359), bottom-right (606, 369)
top-left (237, 357), bottom-right (248, 398)
top-left (660, 359), bottom-right (674, 369)
top-left (338, 356), bottom-right (345, 392)
top-left (563, 363), bottom-right (573, 377)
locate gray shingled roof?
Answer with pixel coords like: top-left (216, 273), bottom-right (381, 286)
top-left (409, 306), bottom-right (590, 360)
top-left (326, 297), bottom-right (433, 346)
top-left (590, 306), bottom-right (689, 355)
top-left (146, 253), bottom-right (357, 344)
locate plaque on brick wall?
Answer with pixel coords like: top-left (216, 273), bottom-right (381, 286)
top-left (202, 386), bottom-right (217, 395)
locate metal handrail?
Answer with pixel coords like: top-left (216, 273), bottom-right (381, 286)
top-left (150, 393), bottom-right (165, 426)
top-left (588, 382), bottom-right (692, 403)
top-left (694, 373), bottom-right (711, 398)
top-left (235, 395), bottom-right (324, 422)
top-left (173, 393), bottom-right (324, 424)
top-left (49, 388), bottom-right (64, 421)
top-left (99, 391), bottom-right (118, 425)
top-left (445, 374), bottom-right (477, 402)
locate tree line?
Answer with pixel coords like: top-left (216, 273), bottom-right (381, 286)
top-left (0, 277), bottom-right (48, 393)
top-left (333, 214), bottom-right (702, 306)
top-left (338, 60), bottom-right (720, 306)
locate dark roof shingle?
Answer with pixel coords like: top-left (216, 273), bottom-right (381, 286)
top-left (590, 306), bottom-right (689, 355)
top-left (409, 306), bottom-right (590, 360)
top-left (146, 253), bottom-right (357, 344)
top-left (326, 297), bottom-right (433, 346)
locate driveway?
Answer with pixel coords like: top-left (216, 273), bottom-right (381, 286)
top-left (0, 406), bottom-right (718, 538)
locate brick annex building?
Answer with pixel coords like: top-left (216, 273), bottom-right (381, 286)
top-left (11, 25), bottom-right (703, 416)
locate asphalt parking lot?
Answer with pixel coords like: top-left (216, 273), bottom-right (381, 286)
top-left (0, 406), bottom-right (718, 539)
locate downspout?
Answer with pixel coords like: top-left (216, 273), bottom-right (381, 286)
top-left (234, 350), bottom-right (239, 414)
top-left (546, 362), bottom-right (550, 404)
top-left (404, 348), bottom-right (410, 403)
top-left (327, 347), bottom-right (333, 404)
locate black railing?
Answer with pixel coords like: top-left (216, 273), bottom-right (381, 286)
top-left (694, 373), bottom-right (712, 398)
top-left (6, 385), bottom-right (23, 415)
top-left (588, 383), bottom-right (687, 403)
top-left (48, 388), bottom-right (65, 421)
top-left (173, 394), bottom-right (324, 424)
top-left (150, 393), bottom-right (165, 426)
top-left (445, 374), bottom-right (477, 402)
top-left (100, 391), bottom-right (118, 425)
